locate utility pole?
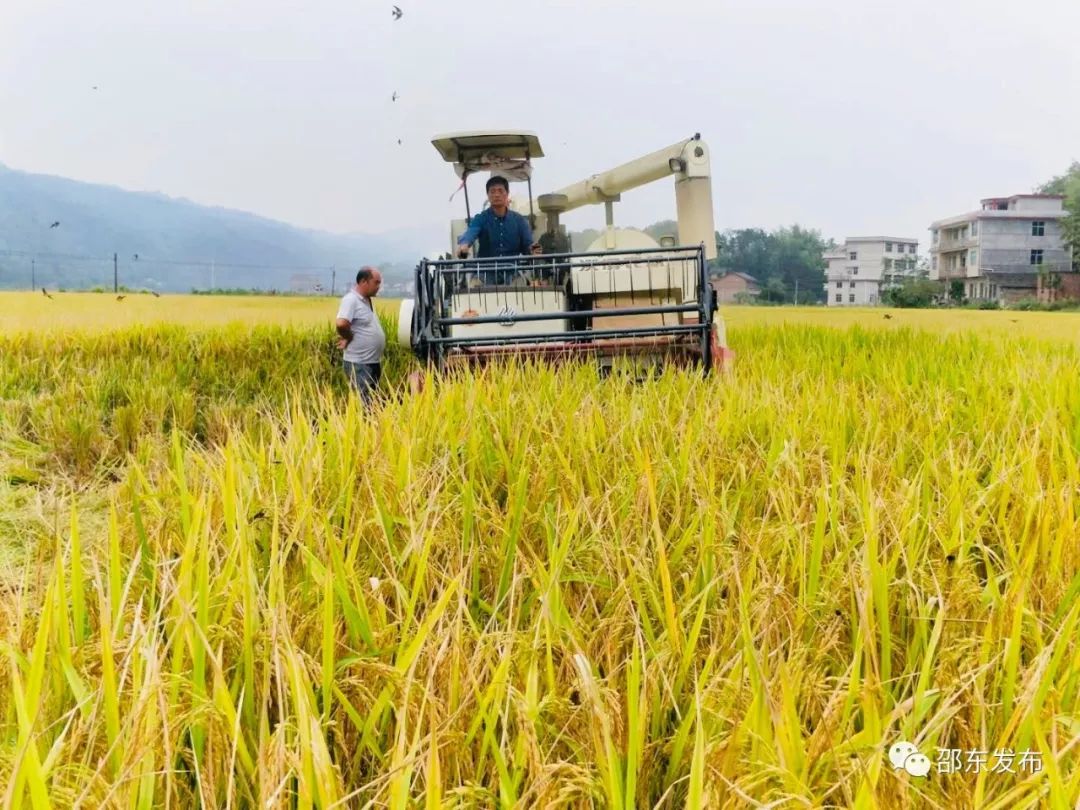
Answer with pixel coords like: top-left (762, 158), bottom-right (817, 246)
top-left (794, 278), bottom-right (799, 306)
top-left (331, 266), bottom-right (336, 296)
top-left (31, 259), bottom-right (35, 291)
top-left (113, 252), bottom-right (118, 293)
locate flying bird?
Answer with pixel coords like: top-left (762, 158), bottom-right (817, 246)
top-left (883, 313), bottom-right (892, 319)
top-left (49, 221), bottom-right (60, 228)
top-left (116, 295), bottom-right (126, 301)
top-left (41, 288), bottom-right (53, 299)
top-left (391, 91), bottom-right (398, 101)
top-left (133, 254), bottom-right (139, 260)
top-left (397, 138), bottom-right (402, 145)
top-left (151, 290), bottom-right (161, 298)
top-left (392, 5), bottom-right (402, 19)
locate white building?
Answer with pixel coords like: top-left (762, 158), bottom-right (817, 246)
top-left (929, 195), bottom-right (1071, 302)
top-left (823, 236), bottom-right (920, 306)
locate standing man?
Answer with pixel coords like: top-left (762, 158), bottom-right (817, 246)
top-left (336, 267), bottom-right (385, 405)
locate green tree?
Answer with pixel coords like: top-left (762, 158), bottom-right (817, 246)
top-left (759, 276), bottom-right (787, 303)
top-left (1037, 162), bottom-right (1080, 270)
top-left (714, 226), bottom-right (829, 303)
top-left (882, 278), bottom-right (944, 308)
top-left (949, 279), bottom-right (966, 303)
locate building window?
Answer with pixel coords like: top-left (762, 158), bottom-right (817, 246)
top-left (853, 267), bottom-right (858, 275)
top-left (885, 242), bottom-right (893, 252)
top-left (968, 249), bottom-right (977, 266)
top-left (1031, 249), bottom-right (1044, 265)
top-left (970, 222), bottom-right (978, 237)
top-left (883, 258), bottom-right (893, 270)
top-left (849, 251), bottom-right (857, 260)
top-left (932, 230), bottom-right (939, 244)
top-left (1032, 221), bottom-right (1045, 236)
top-left (910, 244), bottom-right (918, 253)
top-left (850, 281), bottom-right (856, 288)
top-left (849, 294), bottom-right (855, 302)
top-left (836, 281), bottom-right (843, 289)
top-left (835, 294), bottom-right (842, 303)
top-left (931, 256), bottom-right (938, 270)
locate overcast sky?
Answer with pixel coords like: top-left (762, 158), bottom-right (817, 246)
top-left (3, 0), bottom-right (1079, 248)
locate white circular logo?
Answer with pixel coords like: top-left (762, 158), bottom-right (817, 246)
top-left (904, 753), bottom-right (932, 778)
top-left (889, 741), bottom-right (918, 769)
top-left (889, 741), bottom-right (930, 778)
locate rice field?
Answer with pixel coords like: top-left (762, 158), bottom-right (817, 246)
top-left (1, 291), bottom-right (1079, 808)
top-left (4, 291), bottom-right (1080, 344)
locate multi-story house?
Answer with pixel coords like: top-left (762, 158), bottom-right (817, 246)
top-left (823, 237), bottom-right (920, 306)
top-left (929, 195), bottom-right (1071, 302)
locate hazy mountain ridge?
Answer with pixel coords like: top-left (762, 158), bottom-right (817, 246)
top-left (0, 162), bottom-right (443, 291)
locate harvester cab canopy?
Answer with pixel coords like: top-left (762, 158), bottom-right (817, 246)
top-left (432, 130), bottom-right (543, 222)
top-left (432, 130), bottom-right (543, 174)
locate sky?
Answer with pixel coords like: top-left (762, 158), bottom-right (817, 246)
top-left (2, 0), bottom-right (1079, 249)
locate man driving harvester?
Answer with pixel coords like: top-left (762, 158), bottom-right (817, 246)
top-left (456, 176), bottom-right (539, 283)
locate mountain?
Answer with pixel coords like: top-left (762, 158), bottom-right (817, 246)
top-left (0, 162), bottom-right (444, 292)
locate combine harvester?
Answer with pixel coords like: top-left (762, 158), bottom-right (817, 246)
top-left (397, 131), bottom-right (734, 377)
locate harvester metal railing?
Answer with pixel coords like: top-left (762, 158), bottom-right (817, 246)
top-left (411, 244), bottom-right (716, 368)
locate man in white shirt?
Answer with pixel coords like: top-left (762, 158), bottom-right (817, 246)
top-left (335, 267), bottom-right (386, 404)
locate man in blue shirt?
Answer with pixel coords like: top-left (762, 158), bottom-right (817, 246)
top-left (456, 176), bottom-right (537, 261)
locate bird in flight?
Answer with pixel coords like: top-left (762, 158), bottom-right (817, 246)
top-left (883, 313), bottom-right (893, 319)
top-left (49, 221), bottom-right (60, 228)
top-left (391, 91), bottom-right (398, 102)
top-left (116, 295), bottom-right (126, 301)
top-left (392, 5), bottom-right (402, 19)
top-left (151, 291), bottom-right (161, 298)
top-left (397, 139), bottom-right (402, 145)
top-left (133, 253), bottom-right (139, 260)
top-left (41, 288), bottom-right (53, 299)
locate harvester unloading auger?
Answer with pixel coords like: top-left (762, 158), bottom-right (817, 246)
top-left (396, 131), bottom-right (734, 376)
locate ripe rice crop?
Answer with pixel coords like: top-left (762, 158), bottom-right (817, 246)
top-left (1, 297), bottom-right (1078, 807)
